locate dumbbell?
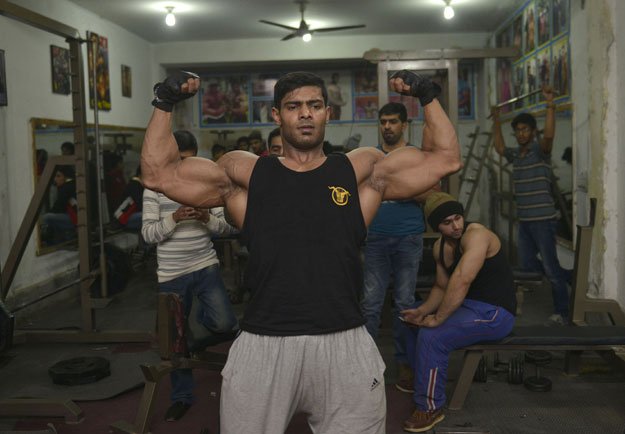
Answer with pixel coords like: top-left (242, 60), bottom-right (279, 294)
top-left (473, 353), bottom-right (524, 384)
top-left (523, 350), bottom-right (553, 392)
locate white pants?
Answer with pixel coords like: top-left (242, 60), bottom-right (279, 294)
top-left (220, 326), bottom-right (387, 434)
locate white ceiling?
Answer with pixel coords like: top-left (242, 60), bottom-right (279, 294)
top-left (66, 0), bottom-right (526, 44)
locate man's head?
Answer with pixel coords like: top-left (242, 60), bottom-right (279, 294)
top-left (54, 165), bottom-right (75, 187)
top-left (378, 102), bottom-right (408, 147)
top-left (173, 130), bottom-right (198, 158)
top-left (212, 143), bottom-right (226, 161)
top-left (273, 72), bottom-right (328, 109)
top-left (248, 130), bottom-right (265, 155)
top-left (272, 72), bottom-right (330, 152)
top-left (425, 192), bottom-right (465, 238)
top-left (235, 136), bottom-right (250, 151)
top-left (511, 112), bottom-right (537, 147)
top-left (61, 141), bottom-right (75, 156)
top-left (267, 127), bottom-right (283, 156)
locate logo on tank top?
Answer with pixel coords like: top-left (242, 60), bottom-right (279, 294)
top-left (328, 186), bottom-right (350, 206)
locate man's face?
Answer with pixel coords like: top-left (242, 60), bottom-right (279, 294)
top-left (379, 114), bottom-right (406, 147)
top-left (249, 138), bottom-right (264, 154)
top-left (269, 135), bottom-right (283, 156)
top-left (54, 171), bottom-right (66, 187)
top-left (272, 86), bottom-right (329, 152)
top-left (513, 122), bottom-right (535, 147)
top-left (438, 214), bottom-right (464, 240)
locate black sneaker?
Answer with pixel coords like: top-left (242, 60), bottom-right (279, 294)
top-left (165, 401), bottom-right (191, 422)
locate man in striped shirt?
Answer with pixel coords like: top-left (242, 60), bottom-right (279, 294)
top-left (492, 86), bottom-right (571, 325)
top-left (141, 130), bottom-right (239, 422)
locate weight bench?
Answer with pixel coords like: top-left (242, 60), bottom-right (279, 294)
top-left (448, 325), bottom-right (625, 410)
top-left (110, 293), bottom-right (232, 434)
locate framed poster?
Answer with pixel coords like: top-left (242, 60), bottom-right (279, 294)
top-left (458, 63), bottom-right (475, 119)
top-left (513, 62), bottom-right (525, 109)
top-left (353, 69), bottom-right (378, 93)
top-left (552, 0), bottom-right (569, 37)
top-left (551, 36), bottom-right (569, 97)
top-left (354, 95), bottom-right (378, 120)
top-left (536, 0), bottom-right (551, 47)
top-left (497, 59), bottom-right (513, 113)
top-left (320, 70), bottom-right (352, 121)
top-left (87, 31), bottom-right (111, 110)
top-left (0, 49), bottom-right (7, 106)
top-left (121, 64), bottom-right (131, 98)
top-left (525, 57), bottom-right (538, 106)
top-left (537, 46), bottom-right (551, 102)
top-left (200, 75), bottom-right (249, 125)
top-left (389, 94), bottom-right (420, 120)
top-left (524, 1), bottom-right (536, 54)
top-left (512, 15), bottom-right (523, 57)
top-left (50, 45), bottom-right (70, 95)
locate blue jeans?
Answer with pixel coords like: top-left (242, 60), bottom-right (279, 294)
top-left (406, 299), bottom-right (515, 411)
top-left (361, 232), bottom-right (423, 364)
top-left (42, 213), bottom-right (76, 244)
top-left (159, 264), bottom-right (238, 404)
top-left (518, 219), bottom-right (571, 317)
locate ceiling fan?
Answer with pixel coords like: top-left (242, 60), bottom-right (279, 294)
top-left (259, 0), bottom-right (366, 41)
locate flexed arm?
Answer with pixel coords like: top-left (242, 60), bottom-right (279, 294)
top-left (373, 71), bottom-right (462, 201)
top-left (141, 72), bottom-right (236, 209)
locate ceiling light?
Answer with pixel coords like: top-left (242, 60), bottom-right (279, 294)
top-left (443, 0), bottom-right (454, 20)
top-left (165, 6), bottom-right (176, 26)
top-left (302, 32), bottom-right (312, 42)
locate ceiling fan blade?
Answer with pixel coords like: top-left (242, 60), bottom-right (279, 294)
top-left (259, 19), bottom-right (299, 31)
top-left (313, 24), bottom-right (366, 33)
top-left (281, 33), bottom-right (299, 41)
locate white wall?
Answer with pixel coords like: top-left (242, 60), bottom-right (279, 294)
top-left (0, 0), bottom-right (155, 298)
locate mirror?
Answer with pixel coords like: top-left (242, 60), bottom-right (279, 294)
top-left (31, 118), bottom-right (146, 255)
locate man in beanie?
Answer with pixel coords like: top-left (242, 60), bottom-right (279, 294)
top-left (400, 192), bottom-right (516, 432)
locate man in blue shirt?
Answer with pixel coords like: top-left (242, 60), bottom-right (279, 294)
top-left (361, 102), bottom-right (426, 392)
top-left (492, 86), bottom-right (571, 325)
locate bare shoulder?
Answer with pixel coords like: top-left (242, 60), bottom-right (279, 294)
top-left (346, 147), bottom-right (385, 184)
top-left (462, 223), bottom-right (499, 252)
top-left (217, 150), bottom-right (259, 187)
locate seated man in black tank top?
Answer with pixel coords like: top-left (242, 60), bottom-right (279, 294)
top-left (400, 192), bottom-right (516, 433)
top-left (141, 70), bottom-right (462, 434)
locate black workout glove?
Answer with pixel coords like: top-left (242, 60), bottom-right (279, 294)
top-left (151, 71), bottom-right (200, 112)
top-left (390, 70), bottom-right (441, 107)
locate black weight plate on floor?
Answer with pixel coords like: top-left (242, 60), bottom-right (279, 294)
top-left (508, 357), bottom-right (524, 384)
top-left (524, 376), bottom-right (552, 392)
top-left (474, 355), bottom-right (488, 383)
top-left (48, 356), bottom-right (110, 385)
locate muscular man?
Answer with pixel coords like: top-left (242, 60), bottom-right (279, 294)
top-left (492, 87), bottom-right (571, 325)
top-left (361, 102), bottom-right (426, 393)
top-left (401, 193), bottom-right (516, 432)
top-left (141, 130), bottom-right (238, 422)
top-left (142, 69), bottom-right (461, 433)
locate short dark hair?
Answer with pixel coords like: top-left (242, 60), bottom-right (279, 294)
top-left (267, 127), bottom-right (281, 144)
top-left (379, 102), bottom-right (408, 123)
top-left (173, 130), bottom-right (198, 154)
top-left (511, 112), bottom-right (537, 130)
top-left (273, 72), bottom-right (328, 108)
top-left (57, 165), bottom-right (75, 179)
top-left (61, 141), bottom-right (75, 154)
top-left (212, 143), bottom-right (226, 154)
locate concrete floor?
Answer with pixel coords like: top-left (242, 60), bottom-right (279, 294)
top-left (1, 251), bottom-right (625, 433)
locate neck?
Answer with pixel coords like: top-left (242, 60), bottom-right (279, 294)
top-left (382, 138), bottom-right (407, 153)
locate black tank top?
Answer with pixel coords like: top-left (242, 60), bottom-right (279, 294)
top-left (240, 154), bottom-right (367, 335)
top-left (439, 223), bottom-right (517, 315)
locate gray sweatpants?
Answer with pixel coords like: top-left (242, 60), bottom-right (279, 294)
top-left (220, 326), bottom-right (387, 434)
